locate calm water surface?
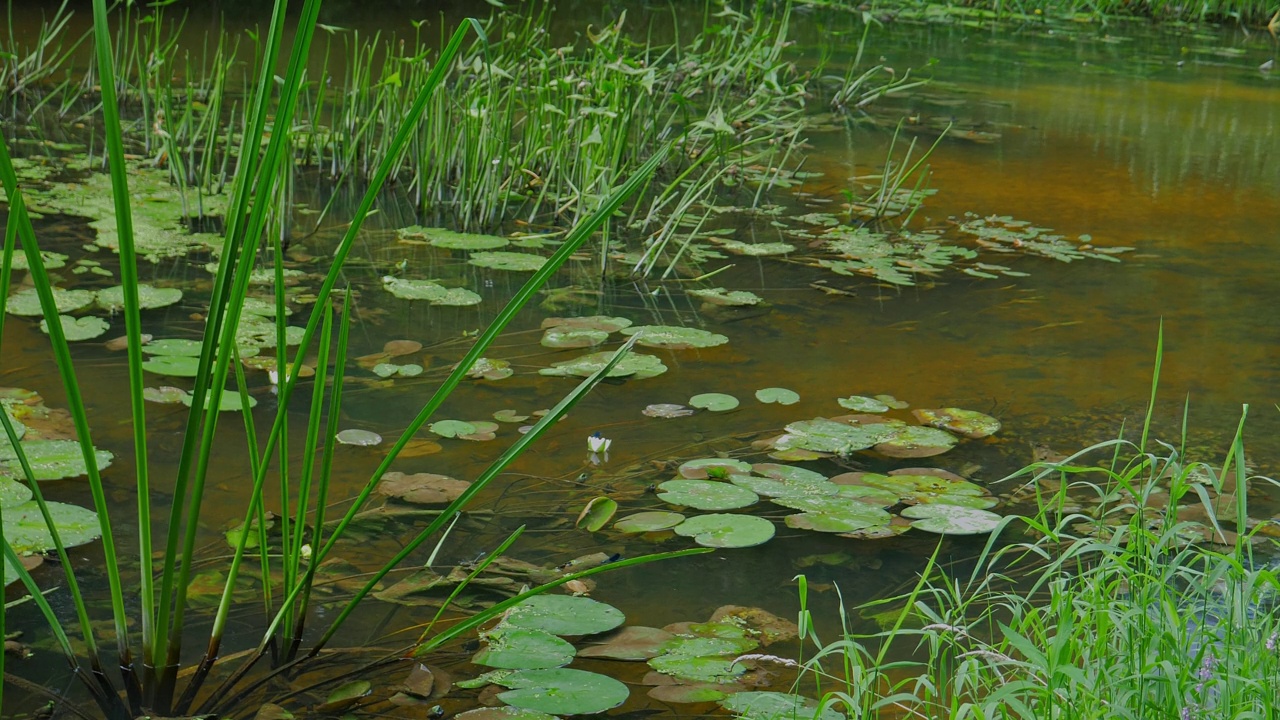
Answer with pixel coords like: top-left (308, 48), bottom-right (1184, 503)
top-left (2, 3), bottom-right (1278, 713)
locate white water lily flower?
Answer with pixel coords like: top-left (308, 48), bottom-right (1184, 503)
top-left (587, 432), bottom-right (612, 453)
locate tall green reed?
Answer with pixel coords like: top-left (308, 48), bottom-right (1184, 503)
top-left (0, 2), bottom-right (702, 718)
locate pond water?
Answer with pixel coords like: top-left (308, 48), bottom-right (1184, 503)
top-left (2, 1), bottom-right (1279, 715)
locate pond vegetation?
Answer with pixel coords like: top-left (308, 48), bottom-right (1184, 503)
top-left (1, 0), bottom-right (1279, 718)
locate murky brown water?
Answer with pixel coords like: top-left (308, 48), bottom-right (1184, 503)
top-left (2, 2), bottom-right (1279, 714)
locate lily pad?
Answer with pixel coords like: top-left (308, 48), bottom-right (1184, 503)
top-left (678, 458), bottom-right (752, 479)
top-left (541, 316), bottom-right (633, 333)
top-left (900, 504), bottom-right (1002, 535)
top-left (0, 476), bottom-right (33, 508)
top-left (142, 338), bottom-right (203, 357)
top-left (143, 386), bottom-right (187, 404)
top-left (720, 691), bottom-right (845, 720)
top-left (689, 287), bottom-right (763, 306)
top-left (475, 626), bottom-right (576, 670)
top-left (378, 472), bottom-right (470, 504)
top-left (180, 389), bottom-right (258, 412)
top-left (673, 513), bottom-right (775, 548)
top-left (40, 315), bottom-right (110, 341)
top-left (400, 226), bottom-right (510, 250)
top-left (5, 287), bottom-right (96, 316)
top-left (493, 409), bottom-right (529, 423)
top-left (754, 387), bottom-right (799, 405)
top-left (336, 429), bottom-right (382, 446)
top-left (494, 668), bottom-right (628, 716)
top-left (575, 497), bottom-right (617, 532)
top-left (95, 284), bottom-right (183, 311)
top-left (580, 626), bottom-right (675, 660)
top-left (838, 395), bottom-right (890, 413)
top-left (0, 439), bottom-right (114, 480)
top-left (142, 355), bottom-right (201, 377)
top-left (859, 473), bottom-right (993, 507)
top-left (614, 511), bottom-right (686, 533)
top-left (658, 480), bottom-right (759, 511)
top-left (429, 420), bottom-right (477, 438)
top-left (504, 595), bottom-right (625, 636)
top-left (913, 407), bottom-right (1001, 439)
top-left (712, 239), bottom-right (795, 257)
top-left (777, 418), bottom-right (901, 456)
top-left (373, 363), bottom-right (424, 378)
top-left (3, 500), bottom-right (101, 553)
top-left (875, 394), bottom-right (910, 409)
top-left (648, 654), bottom-right (748, 684)
top-left (382, 277), bottom-right (483, 306)
top-left (540, 351), bottom-right (667, 379)
top-left (873, 426), bottom-right (958, 458)
top-left (469, 251), bottom-right (547, 272)
top-left (466, 358), bottom-right (513, 380)
top-left (690, 393), bottom-right (739, 412)
top-left (644, 403), bottom-right (694, 418)
top-left (541, 327), bottom-right (609, 348)
top-left (4, 250), bottom-right (67, 271)
top-left (454, 709), bottom-right (557, 720)
top-left (620, 325), bottom-right (728, 350)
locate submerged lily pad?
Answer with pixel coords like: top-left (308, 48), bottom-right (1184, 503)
top-left (620, 325), bottom-right (728, 350)
top-left (673, 513), bottom-right (775, 548)
top-left (913, 407), bottom-right (1001, 439)
top-left (336, 429), bottom-right (382, 446)
top-left (754, 387), bottom-right (799, 405)
top-left (5, 287), bottom-right (96, 316)
top-left (580, 626), bottom-right (675, 660)
top-left (541, 327), bottom-right (609, 348)
top-left (495, 668), bottom-right (628, 716)
top-left (713, 239), bottom-right (795, 257)
top-left (614, 511), bottom-right (686, 533)
top-left (690, 393), bottom-right (739, 412)
top-left (95, 284), bottom-right (183, 311)
top-left (540, 351), bottom-right (667, 380)
top-left (541, 315), bottom-right (633, 333)
top-left (378, 472), bottom-right (470, 504)
top-left (689, 287), bottom-right (763, 306)
top-left (466, 358), bottom-right (513, 380)
top-left (40, 315), bottom-right (110, 341)
top-left (0, 439), bottom-right (114, 481)
top-left (900, 504), bottom-right (1002, 535)
top-left (382, 277), bottom-right (483, 306)
top-left (644, 403), bottom-right (695, 418)
top-left (475, 626), bottom-right (576, 670)
top-left (720, 691), bottom-right (845, 720)
top-left (3, 500), bottom-right (101, 554)
top-left (469, 251), bottom-right (547, 272)
top-left (504, 595), bottom-right (625, 636)
top-left (658, 480), bottom-right (759, 511)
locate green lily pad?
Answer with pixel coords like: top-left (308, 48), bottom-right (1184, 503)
top-left (620, 325), bottom-right (728, 350)
top-left (0, 439), bottom-right (114, 481)
top-left (382, 277), bottom-right (483, 306)
top-left (730, 474), bottom-right (837, 499)
top-left (647, 683), bottom-right (732, 703)
top-left (754, 387), bottom-right (799, 405)
top-left (614, 511), bottom-right (686, 533)
top-left (493, 409), bottom-right (529, 423)
top-left (753, 464), bottom-right (828, 484)
top-left (648, 653), bottom-right (748, 684)
top-left (539, 351), bottom-right (667, 379)
top-left (40, 315), bottom-right (110, 341)
top-left (454, 709), bottom-right (558, 720)
top-left (873, 426), bottom-right (958, 458)
top-left (400, 226), bottom-right (510, 250)
top-left (643, 403), bottom-right (694, 418)
top-left (838, 395), bottom-right (890, 413)
top-left (495, 668), bottom-right (628, 715)
top-left (659, 634), bottom-right (758, 658)
top-left (95, 284), bottom-right (183, 311)
top-left (689, 393), bottom-right (739, 412)
top-left (777, 418), bottom-right (901, 456)
top-left (541, 315), bottom-right (633, 333)
top-left (180, 389), bottom-right (258, 412)
top-left (0, 476), bottom-right (33, 508)
top-left (673, 513), bottom-right (775, 548)
top-left (469, 251), bottom-right (547, 272)
top-left (712, 239), bottom-right (795, 257)
top-left (541, 327), bottom-right (609, 349)
top-left (784, 509), bottom-right (890, 534)
top-left (429, 420), bottom-right (477, 438)
top-left (720, 691), bottom-right (845, 720)
top-left (475, 626), bottom-right (576, 670)
top-left (900, 504), bottom-right (1002, 535)
top-left (689, 287), bottom-right (763, 306)
top-left (678, 458), bottom-right (753, 479)
top-left (575, 497), bottom-right (617, 532)
top-left (336, 429), bottom-right (382, 446)
top-left (875, 394), bottom-right (909, 409)
top-left (373, 362), bottom-right (425, 378)
top-left (658, 480), bottom-right (759, 511)
top-left (5, 287), bottom-right (96, 316)
top-left (3, 500), bottom-right (101, 553)
top-left (142, 355), bottom-right (201, 377)
top-left (142, 338), bottom-right (203, 357)
top-left (504, 595), bottom-right (625, 636)
top-left (913, 407), bottom-right (1001, 439)
top-left (142, 386), bottom-right (188, 404)
top-left (4, 250), bottom-right (67, 271)
top-left (466, 358), bottom-right (513, 380)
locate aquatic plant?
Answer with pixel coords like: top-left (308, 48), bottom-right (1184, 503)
top-left (0, 2), bottom-right (701, 717)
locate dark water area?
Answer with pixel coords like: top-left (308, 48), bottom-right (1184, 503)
top-left (1, 0), bottom-right (1279, 715)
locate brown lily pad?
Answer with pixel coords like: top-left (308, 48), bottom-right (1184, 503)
top-left (579, 626), bottom-right (675, 660)
top-left (378, 471), bottom-right (470, 504)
